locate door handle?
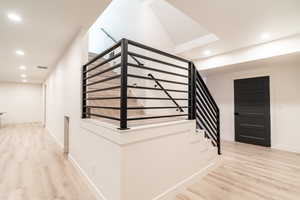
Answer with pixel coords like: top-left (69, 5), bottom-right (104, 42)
top-left (234, 112), bottom-right (239, 116)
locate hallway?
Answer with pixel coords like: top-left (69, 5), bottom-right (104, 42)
top-left (0, 124), bottom-right (96, 200)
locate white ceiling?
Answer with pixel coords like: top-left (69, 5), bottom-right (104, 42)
top-left (166, 0), bottom-right (300, 60)
top-left (201, 51), bottom-right (300, 76)
top-left (149, 0), bottom-right (210, 45)
top-left (0, 0), bottom-right (111, 83)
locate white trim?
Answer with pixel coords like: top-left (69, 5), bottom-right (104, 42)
top-left (47, 127), bottom-right (108, 200)
top-left (174, 34), bottom-right (219, 54)
top-left (272, 145), bottom-right (300, 154)
top-left (68, 155), bottom-right (108, 200)
top-left (152, 157), bottom-right (221, 200)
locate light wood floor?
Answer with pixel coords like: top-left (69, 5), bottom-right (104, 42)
top-left (1, 124), bottom-right (300, 200)
top-left (177, 141), bottom-right (300, 200)
top-left (0, 123), bottom-right (96, 200)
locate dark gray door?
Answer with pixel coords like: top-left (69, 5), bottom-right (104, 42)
top-left (234, 76), bottom-right (271, 147)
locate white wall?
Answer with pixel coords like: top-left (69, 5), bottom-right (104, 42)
top-left (205, 62), bottom-right (300, 153)
top-left (0, 82), bottom-right (42, 125)
top-left (88, 0), bottom-right (175, 54)
top-left (88, 0), bottom-right (189, 116)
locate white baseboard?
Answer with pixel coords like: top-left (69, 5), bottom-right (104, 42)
top-left (152, 156), bottom-right (222, 200)
top-left (272, 144), bottom-right (300, 154)
top-left (68, 155), bottom-right (108, 200)
top-left (46, 127), bottom-right (108, 200)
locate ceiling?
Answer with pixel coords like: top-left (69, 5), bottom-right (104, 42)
top-left (166, 0), bottom-right (300, 60)
top-left (0, 0), bottom-right (111, 84)
top-left (149, 0), bottom-right (210, 45)
top-left (201, 51), bottom-right (300, 76)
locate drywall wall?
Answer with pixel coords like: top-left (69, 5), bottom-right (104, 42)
top-left (204, 60), bottom-right (300, 153)
top-left (45, 29), bottom-right (122, 200)
top-left (88, 0), bottom-right (175, 54)
top-left (0, 82), bottom-right (42, 125)
top-left (88, 0), bottom-right (190, 116)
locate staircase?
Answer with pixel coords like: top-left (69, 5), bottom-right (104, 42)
top-left (82, 38), bottom-right (220, 154)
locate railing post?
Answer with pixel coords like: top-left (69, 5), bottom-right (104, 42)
top-left (82, 65), bottom-right (87, 118)
top-left (188, 62), bottom-right (196, 120)
top-left (120, 39), bottom-right (128, 129)
top-left (217, 110), bottom-right (221, 155)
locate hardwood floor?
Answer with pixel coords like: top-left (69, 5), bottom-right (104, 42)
top-left (0, 123), bottom-right (96, 200)
top-left (177, 141), bottom-right (300, 200)
top-left (2, 124), bottom-right (300, 200)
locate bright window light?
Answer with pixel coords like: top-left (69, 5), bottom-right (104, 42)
top-left (7, 13), bottom-right (22, 22)
top-left (20, 74), bottom-right (27, 78)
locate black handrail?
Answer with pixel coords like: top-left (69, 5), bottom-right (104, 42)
top-left (100, 28), bottom-right (185, 113)
top-left (82, 38), bottom-right (220, 155)
top-left (148, 73), bottom-right (184, 112)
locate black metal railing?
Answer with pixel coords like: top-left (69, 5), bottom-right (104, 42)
top-left (82, 38), bottom-right (220, 154)
top-left (194, 68), bottom-right (220, 155)
top-left (82, 39), bottom-right (190, 127)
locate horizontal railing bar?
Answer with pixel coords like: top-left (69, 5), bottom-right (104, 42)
top-left (196, 112), bottom-right (217, 139)
top-left (128, 74), bottom-right (188, 86)
top-left (195, 90), bottom-right (217, 120)
top-left (85, 86), bottom-right (120, 94)
top-left (196, 120), bottom-right (217, 144)
top-left (85, 42), bottom-right (121, 67)
top-left (84, 64), bottom-right (121, 80)
top-left (85, 106), bottom-right (189, 110)
top-left (128, 52), bottom-right (188, 71)
top-left (196, 121), bottom-right (203, 130)
top-left (196, 103), bottom-right (217, 130)
top-left (127, 85), bottom-right (188, 93)
top-left (84, 75), bottom-right (121, 87)
top-left (84, 53), bottom-right (121, 74)
top-left (87, 113), bottom-right (120, 121)
top-left (127, 114), bottom-right (188, 121)
top-left (128, 97), bottom-right (188, 100)
top-left (127, 106), bottom-right (189, 110)
top-left (128, 63), bottom-right (188, 78)
top-left (196, 120), bottom-right (214, 141)
top-left (86, 106), bottom-right (120, 110)
top-left (127, 39), bottom-right (190, 63)
top-left (196, 77), bottom-right (218, 113)
top-left (196, 82), bottom-right (217, 116)
top-left (196, 71), bottom-right (219, 112)
top-left (196, 114), bottom-right (218, 143)
top-left (85, 97), bottom-right (120, 100)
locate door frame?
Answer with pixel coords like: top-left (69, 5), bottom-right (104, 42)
top-left (234, 76), bottom-right (271, 147)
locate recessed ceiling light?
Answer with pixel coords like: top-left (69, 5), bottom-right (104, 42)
top-left (203, 50), bottom-right (211, 56)
top-left (20, 74), bottom-right (27, 78)
top-left (7, 13), bottom-right (22, 22)
top-left (22, 80), bottom-right (28, 83)
top-left (19, 65), bottom-right (26, 70)
top-left (16, 50), bottom-right (25, 56)
top-left (261, 33), bottom-right (270, 40)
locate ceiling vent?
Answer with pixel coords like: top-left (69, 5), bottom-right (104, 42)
top-left (37, 66), bottom-right (48, 70)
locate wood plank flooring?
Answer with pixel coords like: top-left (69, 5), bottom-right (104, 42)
top-left (0, 123), bottom-right (96, 200)
top-left (177, 141), bottom-right (300, 200)
top-left (1, 124), bottom-right (300, 200)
